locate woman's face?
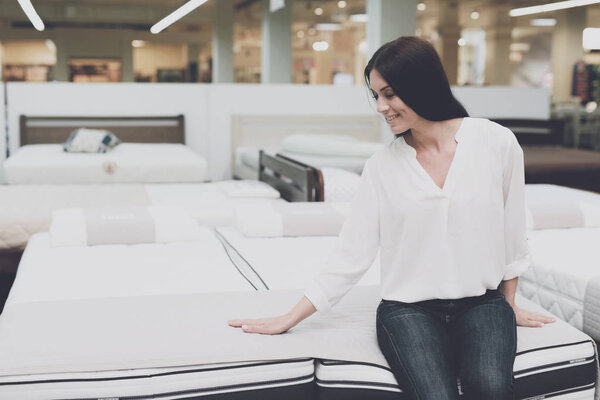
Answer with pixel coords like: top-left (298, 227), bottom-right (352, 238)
top-left (369, 69), bottom-right (419, 134)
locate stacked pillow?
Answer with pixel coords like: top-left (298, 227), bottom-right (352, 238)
top-left (63, 128), bottom-right (121, 153)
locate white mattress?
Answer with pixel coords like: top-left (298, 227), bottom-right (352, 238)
top-left (525, 184), bottom-right (600, 205)
top-left (0, 181), bottom-right (283, 250)
top-left (216, 227), bottom-right (380, 290)
top-left (5, 230), bottom-right (254, 307)
top-left (4, 143), bottom-right (208, 184)
top-left (234, 146), bottom-right (368, 176)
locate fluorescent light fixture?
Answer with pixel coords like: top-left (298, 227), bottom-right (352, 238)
top-left (470, 11), bottom-right (480, 20)
top-left (350, 14), bottom-right (368, 22)
top-left (337, 1), bottom-right (347, 8)
top-left (314, 7), bottom-right (323, 16)
top-left (17, 0), bottom-right (44, 31)
top-left (417, 2), bottom-right (426, 11)
top-left (510, 0), bottom-right (600, 17)
top-left (583, 27), bottom-right (600, 50)
top-left (151, 0), bottom-right (208, 34)
top-left (315, 23), bottom-right (342, 31)
top-left (530, 18), bottom-right (557, 26)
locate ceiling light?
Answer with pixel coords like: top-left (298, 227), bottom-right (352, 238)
top-left (313, 40), bottom-right (329, 51)
top-left (314, 7), bottom-right (324, 16)
top-left (17, 0), bottom-right (44, 31)
top-left (417, 3), bottom-right (426, 11)
top-left (131, 40), bottom-right (146, 48)
top-left (350, 14), bottom-right (368, 22)
top-left (315, 23), bottom-right (342, 31)
top-left (470, 11), bottom-right (480, 20)
top-left (530, 18), bottom-right (557, 26)
top-left (510, 0), bottom-right (600, 17)
top-left (151, 0), bottom-right (208, 34)
top-left (337, 1), bottom-right (347, 8)
top-left (458, 38), bottom-right (466, 46)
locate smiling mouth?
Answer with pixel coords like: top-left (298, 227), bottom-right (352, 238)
top-left (385, 114), bottom-right (400, 122)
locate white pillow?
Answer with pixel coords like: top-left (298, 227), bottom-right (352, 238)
top-left (281, 134), bottom-right (383, 158)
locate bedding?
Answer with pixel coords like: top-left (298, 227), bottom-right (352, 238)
top-left (280, 133), bottom-right (384, 158)
top-left (63, 127), bottom-right (121, 153)
top-left (0, 181), bottom-right (282, 250)
top-left (4, 143), bottom-right (208, 184)
top-left (234, 146), bottom-right (368, 178)
top-left (50, 206), bottom-right (203, 246)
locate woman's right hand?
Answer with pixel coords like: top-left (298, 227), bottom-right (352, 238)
top-left (228, 296), bottom-right (317, 335)
top-left (228, 314), bottom-right (294, 335)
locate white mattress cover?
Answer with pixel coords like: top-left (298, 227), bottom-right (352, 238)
top-left (216, 227), bottom-right (380, 289)
top-left (5, 230), bottom-right (252, 306)
top-left (0, 288), bottom-right (594, 393)
top-left (4, 143), bottom-right (208, 184)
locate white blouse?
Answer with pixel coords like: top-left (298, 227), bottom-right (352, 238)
top-left (305, 117), bottom-right (529, 312)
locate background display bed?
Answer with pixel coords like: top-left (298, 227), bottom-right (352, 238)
top-left (6, 114), bottom-right (208, 184)
top-left (521, 184), bottom-right (600, 342)
top-left (231, 114), bottom-right (381, 179)
top-left (494, 119), bottom-right (600, 192)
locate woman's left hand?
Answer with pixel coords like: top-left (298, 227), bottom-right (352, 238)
top-left (512, 305), bottom-right (556, 327)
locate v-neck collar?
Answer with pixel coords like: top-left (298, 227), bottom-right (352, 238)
top-left (396, 117), bottom-right (467, 194)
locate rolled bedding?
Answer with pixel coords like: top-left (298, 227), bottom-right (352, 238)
top-left (526, 202), bottom-right (600, 230)
top-left (50, 206), bottom-right (203, 247)
top-left (234, 202), bottom-right (351, 237)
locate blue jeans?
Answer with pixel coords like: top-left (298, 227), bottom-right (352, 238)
top-left (376, 290), bottom-right (516, 400)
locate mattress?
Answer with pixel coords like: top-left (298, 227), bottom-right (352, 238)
top-left (234, 146), bottom-right (368, 177)
top-left (0, 181), bottom-right (282, 250)
top-left (217, 227), bottom-right (597, 400)
top-left (1, 288), bottom-right (593, 400)
top-left (4, 143), bottom-right (208, 184)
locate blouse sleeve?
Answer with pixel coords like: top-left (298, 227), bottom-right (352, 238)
top-left (502, 131), bottom-right (530, 280)
top-left (304, 160), bottom-right (381, 312)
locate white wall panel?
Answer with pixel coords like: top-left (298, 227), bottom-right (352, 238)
top-left (453, 86), bottom-right (551, 120)
top-left (6, 82), bottom-right (210, 172)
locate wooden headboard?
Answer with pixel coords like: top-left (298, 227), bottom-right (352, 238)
top-left (19, 115), bottom-right (185, 146)
top-left (491, 119), bottom-right (565, 146)
top-left (259, 151), bottom-right (324, 202)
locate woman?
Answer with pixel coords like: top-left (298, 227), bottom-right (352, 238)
top-left (229, 36), bottom-right (554, 399)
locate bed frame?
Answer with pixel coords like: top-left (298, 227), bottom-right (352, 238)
top-left (232, 114), bottom-right (381, 178)
top-left (259, 151), bottom-right (324, 202)
top-left (19, 115), bottom-right (185, 146)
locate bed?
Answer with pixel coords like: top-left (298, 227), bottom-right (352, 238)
top-left (0, 218), bottom-right (596, 400)
top-left (231, 114), bottom-right (382, 179)
top-left (4, 115), bottom-right (208, 184)
top-left (494, 119), bottom-right (600, 192)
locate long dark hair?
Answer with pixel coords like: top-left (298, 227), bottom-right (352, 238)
top-left (364, 36), bottom-right (468, 126)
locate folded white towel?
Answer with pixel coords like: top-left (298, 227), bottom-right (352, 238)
top-left (234, 202), bottom-right (350, 237)
top-left (50, 206), bottom-right (203, 247)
